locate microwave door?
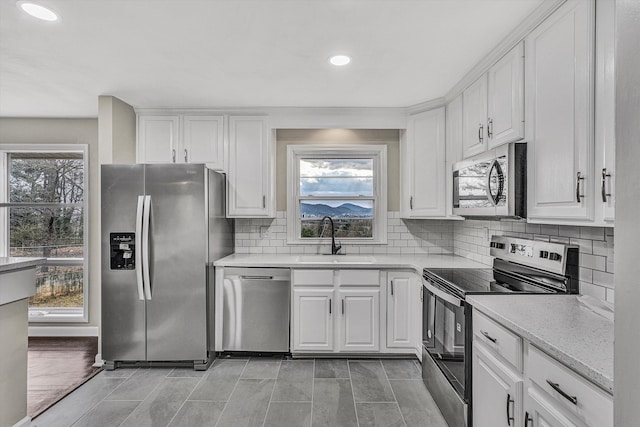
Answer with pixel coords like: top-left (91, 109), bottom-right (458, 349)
top-left (452, 160), bottom-right (498, 216)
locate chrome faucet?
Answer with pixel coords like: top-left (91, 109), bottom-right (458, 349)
top-left (318, 216), bottom-right (342, 255)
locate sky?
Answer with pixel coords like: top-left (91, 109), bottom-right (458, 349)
top-left (300, 158), bottom-right (373, 197)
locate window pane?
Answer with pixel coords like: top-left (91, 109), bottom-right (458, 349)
top-left (300, 177), bottom-right (373, 196)
top-left (9, 154), bottom-right (84, 203)
top-left (30, 265), bottom-right (83, 308)
top-left (9, 207), bottom-right (84, 257)
top-left (300, 200), bottom-right (373, 238)
top-left (300, 159), bottom-right (373, 177)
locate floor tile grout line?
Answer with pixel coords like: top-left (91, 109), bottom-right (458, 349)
top-left (117, 370), bottom-right (170, 427)
top-left (381, 361), bottom-right (409, 427)
top-left (214, 359), bottom-right (249, 427)
top-left (346, 360), bottom-right (360, 427)
top-left (260, 358), bottom-right (282, 427)
top-left (165, 364), bottom-right (212, 426)
top-left (309, 359), bottom-right (315, 427)
top-left (66, 374), bottom-right (136, 427)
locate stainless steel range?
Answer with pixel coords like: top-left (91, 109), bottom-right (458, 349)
top-left (421, 236), bottom-right (579, 427)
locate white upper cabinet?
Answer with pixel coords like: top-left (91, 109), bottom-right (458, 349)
top-left (462, 75), bottom-right (488, 158)
top-left (401, 107), bottom-right (446, 218)
top-left (227, 116), bottom-right (274, 218)
top-left (445, 95), bottom-right (464, 219)
top-left (595, 0), bottom-right (615, 224)
top-left (487, 42), bottom-right (525, 148)
top-left (137, 115), bottom-right (179, 163)
top-left (182, 115), bottom-right (225, 169)
top-left (525, 0), bottom-right (595, 222)
top-left (137, 114), bottom-right (226, 170)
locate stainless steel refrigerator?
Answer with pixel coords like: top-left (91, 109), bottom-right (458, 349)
top-left (101, 164), bottom-right (234, 370)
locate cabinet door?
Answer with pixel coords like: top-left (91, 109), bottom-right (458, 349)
top-left (387, 273), bottom-right (413, 348)
top-left (137, 115), bottom-right (179, 163)
top-left (338, 289), bottom-right (379, 352)
top-left (472, 342), bottom-right (523, 427)
top-left (525, 387), bottom-right (585, 427)
top-left (401, 107), bottom-right (446, 218)
top-left (462, 75), bottom-right (488, 158)
top-left (525, 0), bottom-right (595, 221)
top-left (488, 42), bottom-right (524, 148)
top-left (182, 115), bottom-right (225, 170)
top-left (292, 288), bottom-right (334, 351)
top-left (227, 116), bottom-right (274, 217)
top-left (595, 0), bottom-right (615, 223)
top-left (445, 95), bottom-right (464, 219)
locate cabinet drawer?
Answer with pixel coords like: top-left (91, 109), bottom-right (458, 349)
top-left (292, 269), bottom-right (334, 286)
top-left (339, 270), bottom-right (380, 286)
top-left (473, 310), bottom-right (522, 371)
top-left (527, 346), bottom-right (612, 427)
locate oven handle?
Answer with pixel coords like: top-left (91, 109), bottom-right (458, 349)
top-left (422, 278), bottom-right (464, 307)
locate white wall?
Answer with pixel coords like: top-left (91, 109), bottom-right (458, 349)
top-left (614, 0), bottom-right (640, 423)
top-left (0, 118), bottom-right (100, 327)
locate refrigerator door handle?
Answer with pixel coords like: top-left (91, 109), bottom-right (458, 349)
top-left (135, 195), bottom-right (145, 300)
top-left (142, 195), bottom-right (152, 300)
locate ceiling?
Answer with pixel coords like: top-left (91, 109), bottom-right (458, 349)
top-left (0, 0), bottom-right (544, 118)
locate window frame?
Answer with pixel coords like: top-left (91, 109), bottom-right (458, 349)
top-left (287, 144), bottom-right (387, 245)
top-left (0, 144), bottom-right (89, 323)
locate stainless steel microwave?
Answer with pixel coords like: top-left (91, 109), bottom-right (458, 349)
top-left (452, 143), bottom-right (526, 218)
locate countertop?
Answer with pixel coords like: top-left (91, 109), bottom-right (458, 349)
top-left (467, 294), bottom-right (614, 394)
top-left (214, 254), bottom-right (488, 273)
top-left (0, 257), bottom-right (45, 273)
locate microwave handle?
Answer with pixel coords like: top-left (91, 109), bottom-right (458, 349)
top-left (486, 159), bottom-right (505, 206)
top-left (422, 278), bottom-right (464, 307)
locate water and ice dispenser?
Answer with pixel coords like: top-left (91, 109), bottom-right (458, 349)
top-left (109, 233), bottom-right (135, 270)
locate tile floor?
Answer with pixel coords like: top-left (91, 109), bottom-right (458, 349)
top-left (32, 357), bottom-right (448, 427)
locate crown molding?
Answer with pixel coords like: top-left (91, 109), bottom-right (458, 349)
top-left (443, 0), bottom-right (567, 103)
top-left (406, 97), bottom-right (446, 115)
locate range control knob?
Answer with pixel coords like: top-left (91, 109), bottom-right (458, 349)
top-left (548, 252), bottom-right (562, 261)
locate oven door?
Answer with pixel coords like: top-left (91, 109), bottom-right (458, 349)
top-left (422, 278), bottom-right (466, 395)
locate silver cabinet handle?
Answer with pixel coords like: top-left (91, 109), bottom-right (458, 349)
top-left (601, 168), bottom-right (611, 202)
top-left (184, 149), bottom-right (188, 163)
top-left (546, 379), bottom-right (578, 405)
top-left (342, 299), bottom-right (345, 315)
top-left (409, 196), bottom-right (413, 210)
top-left (262, 195), bottom-right (266, 209)
top-left (487, 118), bottom-right (493, 138)
top-left (525, 412), bottom-right (532, 426)
top-left (172, 149), bottom-right (176, 163)
top-left (480, 330), bottom-right (497, 343)
top-left (478, 124), bottom-right (484, 143)
top-left (390, 280), bottom-right (394, 296)
top-left (329, 298), bottom-right (332, 314)
top-left (420, 286), bottom-right (423, 302)
top-left (576, 172), bottom-right (585, 203)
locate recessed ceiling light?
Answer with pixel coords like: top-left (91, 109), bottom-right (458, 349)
top-left (329, 55), bottom-right (351, 66)
top-left (18, 2), bottom-right (58, 21)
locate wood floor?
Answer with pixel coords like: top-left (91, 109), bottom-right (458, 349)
top-left (28, 337), bottom-right (101, 418)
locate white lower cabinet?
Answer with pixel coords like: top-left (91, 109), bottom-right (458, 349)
top-left (337, 289), bottom-right (379, 352)
top-left (292, 288), bottom-right (334, 351)
top-left (291, 269), bottom-right (417, 355)
top-left (472, 311), bottom-right (612, 427)
top-left (386, 272), bottom-right (415, 348)
top-left (472, 341), bottom-right (523, 427)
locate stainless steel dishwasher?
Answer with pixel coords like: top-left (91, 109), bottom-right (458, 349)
top-left (222, 267), bottom-right (290, 352)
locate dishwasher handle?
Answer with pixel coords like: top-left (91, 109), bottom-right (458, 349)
top-left (241, 275), bottom-right (274, 280)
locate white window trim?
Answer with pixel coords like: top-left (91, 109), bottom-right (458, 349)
top-left (287, 144), bottom-right (387, 245)
top-left (0, 144), bottom-right (90, 323)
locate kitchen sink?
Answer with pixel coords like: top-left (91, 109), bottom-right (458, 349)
top-left (296, 255), bottom-right (376, 264)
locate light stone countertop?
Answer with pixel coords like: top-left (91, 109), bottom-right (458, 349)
top-left (467, 294), bottom-right (614, 394)
top-left (0, 257), bottom-right (45, 273)
top-left (213, 253), bottom-right (488, 273)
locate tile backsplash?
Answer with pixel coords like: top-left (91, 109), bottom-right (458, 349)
top-left (234, 211), bottom-right (454, 255)
top-left (453, 220), bottom-right (615, 303)
top-left (233, 214), bottom-right (614, 303)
